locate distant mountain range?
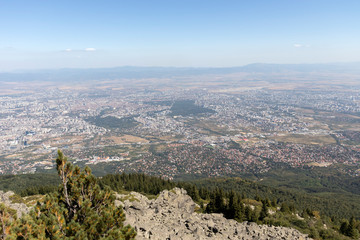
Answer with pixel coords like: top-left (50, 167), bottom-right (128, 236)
top-left (1, 62), bottom-right (360, 82)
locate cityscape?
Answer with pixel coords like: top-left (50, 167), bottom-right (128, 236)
top-left (1, 74), bottom-right (360, 179)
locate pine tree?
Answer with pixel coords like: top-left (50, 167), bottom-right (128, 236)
top-left (8, 150), bottom-right (136, 240)
top-left (199, 187), bottom-right (209, 200)
top-left (270, 199), bottom-right (277, 208)
top-left (244, 205), bottom-right (252, 222)
top-left (186, 185), bottom-right (200, 202)
top-left (205, 192), bottom-right (216, 213)
top-left (214, 188), bottom-right (225, 213)
top-left (259, 200), bottom-right (268, 221)
top-left (233, 198), bottom-right (244, 222)
top-left (226, 191), bottom-right (236, 219)
top-left (347, 217), bottom-right (359, 238)
top-left (280, 202), bottom-right (290, 213)
top-left (0, 204), bottom-right (14, 240)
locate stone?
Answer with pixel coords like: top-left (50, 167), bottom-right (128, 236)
top-left (0, 190), bottom-right (30, 218)
top-left (120, 188), bottom-right (312, 240)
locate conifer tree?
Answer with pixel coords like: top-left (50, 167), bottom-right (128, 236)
top-left (214, 188), bottom-right (225, 213)
top-left (259, 200), bottom-right (269, 221)
top-left (205, 192), bottom-right (216, 213)
top-left (233, 198), bottom-right (245, 222)
top-left (280, 202), bottom-right (290, 213)
top-left (270, 199), bottom-right (277, 208)
top-left (226, 191), bottom-right (236, 219)
top-left (0, 204), bottom-right (14, 240)
top-left (8, 150), bottom-right (136, 240)
top-left (347, 217), bottom-right (359, 238)
top-left (244, 205), bottom-right (252, 222)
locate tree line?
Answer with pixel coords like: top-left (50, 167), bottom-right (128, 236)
top-left (1, 163), bottom-right (360, 239)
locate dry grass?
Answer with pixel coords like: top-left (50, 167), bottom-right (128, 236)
top-left (4, 154), bottom-right (22, 159)
top-left (191, 120), bottom-right (229, 135)
top-left (307, 162), bottom-right (332, 167)
top-left (108, 135), bottom-right (148, 144)
top-left (158, 135), bottom-right (180, 141)
top-left (295, 108), bottom-right (315, 114)
top-left (271, 134), bottom-right (336, 145)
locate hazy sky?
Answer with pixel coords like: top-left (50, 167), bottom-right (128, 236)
top-left (1, 0), bottom-right (359, 71)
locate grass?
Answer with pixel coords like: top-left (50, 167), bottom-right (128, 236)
top-left (115, 189), bottom-right (157, 201)
top-left (117, 194), bottom-right (140, 202)
top-left (243, 198), bottom-right (262, 207)
top-left (9, 194), bottom-right (26, 204)
top-left (24, 195), bottom-right (43, 206)
top-left (271, 134), bottom-right (336, 145)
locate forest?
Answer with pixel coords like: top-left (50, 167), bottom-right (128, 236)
top-left (1, 170), bottom-right (359, 239)
top-left (169, 100), bottom-right (215, 116)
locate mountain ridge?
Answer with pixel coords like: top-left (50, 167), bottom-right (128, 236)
top-left (1, 62), bottom-right (360, 82)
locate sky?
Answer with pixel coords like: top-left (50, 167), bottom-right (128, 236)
top-left (0, 0), bottom-right (360, 71)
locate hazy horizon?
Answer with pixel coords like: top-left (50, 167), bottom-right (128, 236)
top-left (2, 61), bottom-right (360, 74)
top-left (1, 0), bottom-right (360, 71)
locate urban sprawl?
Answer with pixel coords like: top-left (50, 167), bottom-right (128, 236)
top-left (1, 87), bottom-right (360, 178)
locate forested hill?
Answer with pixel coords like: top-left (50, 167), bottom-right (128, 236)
top-left (1, 172), bottom-right (359, 220)
top-left (0, 172), bottom-right (359, 239)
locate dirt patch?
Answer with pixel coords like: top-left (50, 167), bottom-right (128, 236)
top-left (108, 135), bottom-right (149, 144)
top-left (271, 134), bottom-right (336, 145)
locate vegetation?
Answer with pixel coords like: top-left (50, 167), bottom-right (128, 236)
top-left (99, 173), bottom-right (176, 195)
top-left (191, 177), bottom-right (360, 220)
top-left (0, 174), bottom-right (59, 197)
top-left (1, 164), bottom-right (360, 239)
top-left (0, 151), bottom-right (136, 240)
top-left (85, 116), bottom-right (138, 130)
top-left (99, 174), bottom-right (360, 240)
top-left (255, 166), bottom-right (360, 196)
top-left (169, 100), bottom-right (215, 116)
top-left (0, 204), bottom-right (14, 239)
top-left (97, 173), bottom-right (360, 239)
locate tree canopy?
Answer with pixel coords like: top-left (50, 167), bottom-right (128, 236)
top-left (4, 150), bottom-right (136, 240)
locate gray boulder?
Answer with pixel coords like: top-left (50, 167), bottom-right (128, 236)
top-left (119, 188), bottom-right (312, 240)
top-left (0, 190), bottom-right (30, 218)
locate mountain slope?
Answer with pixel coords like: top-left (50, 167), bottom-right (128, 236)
top-left (119, 188), bottom-right (311, 240)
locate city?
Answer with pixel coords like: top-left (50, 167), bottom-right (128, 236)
top-left (1, 79), bottom-right (359, 179)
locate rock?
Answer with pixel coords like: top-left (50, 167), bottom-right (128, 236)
top-left (0, 191), bottom-right (30, 218)
top-left (120, 188), bottom-right (312, 240)
top-left (0, 188), bottom-right (313, 239)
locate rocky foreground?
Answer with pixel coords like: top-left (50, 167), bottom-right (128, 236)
top-left (1, 189), bottom-right (312, 239)
top-left (117, 188), bottom-right (312, 240)
top-left (0, 190), bottom-right (29, 218)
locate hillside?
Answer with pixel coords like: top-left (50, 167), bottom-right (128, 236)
top-left (0, 187), bottom-right (312, 240)
top-left (2, 171), bottom-right (359, 220)
top-left (1, 172), bottom-right (359, 239)
top-left (118, 188), bottom-right (311, 240)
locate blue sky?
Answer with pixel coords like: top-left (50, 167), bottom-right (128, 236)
top-left (1, 0), bottom-right (359, 71)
